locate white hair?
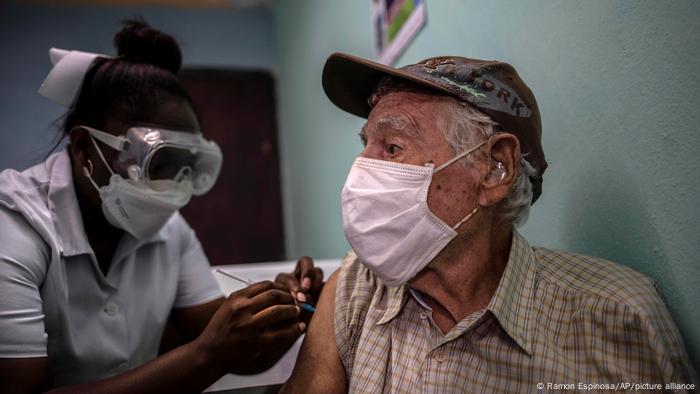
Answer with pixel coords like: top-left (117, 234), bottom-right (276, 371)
top-left (441, 101), bottom-right (534, 227)
top-left (370, 78), bottom-right (536, 227)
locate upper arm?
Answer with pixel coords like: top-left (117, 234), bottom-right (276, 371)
top-left (172, 214), bottom-right (223, 309)
top-left (0, 208), bottom-right (50, 357)
top-left (169, 297), bottom-right (224, 343)
top-left (165, 214), bottom-right (225, 343)
top-left (282, 270), bottom-right (346, 394)
top-left (0, 208), bottom-right (53, 392)
top-left (613, 280), bottom-right (697, 384)
top-left (573, 283), bottom-right (698, 384)
top-left (633, 285), bottom-right (698, 384)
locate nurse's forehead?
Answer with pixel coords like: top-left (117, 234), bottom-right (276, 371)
top-left (142, 100), bottom-right (200, 131)
top-left (106, 99), bottom-right (200, 134)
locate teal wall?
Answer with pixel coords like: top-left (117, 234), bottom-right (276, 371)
top-left (275, 0), bottom-right (699, 367)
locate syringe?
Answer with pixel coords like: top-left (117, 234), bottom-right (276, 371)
top-left (215, 269), bottom-right (316, 313)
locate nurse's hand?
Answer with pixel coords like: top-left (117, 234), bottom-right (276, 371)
top-left (194, 281), bottom-right (305, 375)
top-left (275, 256), bottom-right (324, 307)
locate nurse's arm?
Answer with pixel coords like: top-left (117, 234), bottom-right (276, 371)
top-left (172, 297), bottom-right (225, 339)
top-left (281, 270), bottom-right (347, 394)
top-left (168, 256), bottom-right (325, 349)
top-left (158, 297), bottom-right (225, 353)
top-left (165, 255), bottom-right (326, 351)
top-left (0, 327), bottom-right (224, 394)
top-left (0, 358), bottom-right (52, 393)
top-left (1, 282), bottom-right (303, 394)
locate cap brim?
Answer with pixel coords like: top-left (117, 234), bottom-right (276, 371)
top-left (322, 52), bottom-right (454, 119)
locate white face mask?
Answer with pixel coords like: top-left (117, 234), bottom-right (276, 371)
top-left (341, 140), bottom-right (487, 287)
top-left (83, 135), bottom-right (193, 240)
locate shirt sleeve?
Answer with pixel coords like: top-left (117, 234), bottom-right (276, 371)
top-left (640, 283), bottom-right (699, 385)
top-left (334, 250), bottom-right (379, 373)
top-left (172, 214), bottom-right (224, 308)
top-left (0, 207), bottom-right (50, 357)
top-left (572, 278), bottom-right (698, 386)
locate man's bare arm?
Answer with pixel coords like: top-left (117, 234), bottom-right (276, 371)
top-left (282, 270), bottom-right (346, 394)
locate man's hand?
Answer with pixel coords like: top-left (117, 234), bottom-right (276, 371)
top-left (275, 256), bottom-right (325, 308)
top-left (193, 281), bottom-right (305, 375)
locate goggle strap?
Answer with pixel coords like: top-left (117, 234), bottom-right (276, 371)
top-left (81, 126), bottom-right (128, 151)
top-left (434, 140), bottom-right (488, 172)
top-left (88, 134), bottom-right (115, 176)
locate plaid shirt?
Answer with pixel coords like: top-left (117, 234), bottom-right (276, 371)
top-left (334, 231), bottom-right (697, 393)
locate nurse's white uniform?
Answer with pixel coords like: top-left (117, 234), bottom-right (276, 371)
top-left (0, 150), bottom-right (224, 386)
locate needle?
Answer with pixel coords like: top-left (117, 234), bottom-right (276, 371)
top-left (215, 268), bottom-right (315, 313)
top-left (215, 268), bottom-right (253, 285)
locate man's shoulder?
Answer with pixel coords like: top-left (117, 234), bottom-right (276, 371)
top-left (532, 246), bottom-right (662, 315)
top-left (335, 251), bottom-right (400, 321)
top-left (531, 245), bottom-right (696, 380)
top-left (336, 251), bottom-right (382, 299)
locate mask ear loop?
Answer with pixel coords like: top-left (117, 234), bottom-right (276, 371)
top-left (85, 158), bottom-right (93, 176)
top-left (79, 129), bottom-right (117, 192)
top-left (452, 205), bottom-right (479, 230)
top-left (434, 138), bottom-right (488, 230)
top-left (82, 159), bottom-right (102, 191)
top-left (434, 139), bottom-right (488, 172)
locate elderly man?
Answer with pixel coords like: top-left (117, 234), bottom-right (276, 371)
top-left (282, 53), bottom-right (697, 393)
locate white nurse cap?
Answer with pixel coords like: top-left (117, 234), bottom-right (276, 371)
top-left (38, 48), bottom-right (111, 107)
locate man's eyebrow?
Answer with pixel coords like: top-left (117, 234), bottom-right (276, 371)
top-left (377, 115), bottom-right (418, 136)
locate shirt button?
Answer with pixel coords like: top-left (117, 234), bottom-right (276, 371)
top-left (419, 312), bottom-right (429, 320)
top-left (104, 303), bottom-right (119, 316)
top-left (434, 351), bottom-right (446, 363)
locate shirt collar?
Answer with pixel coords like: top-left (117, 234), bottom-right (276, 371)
top-left (47, 150), bottom-right (167, 258)
top-left (376, 285), bottom-right (410, 325)
top-left (47, 151), bottom-right (93, 256)
top-left (373, 230), bottom-right (538, 355)
top-left (486, 230), bottom-right (538, 355)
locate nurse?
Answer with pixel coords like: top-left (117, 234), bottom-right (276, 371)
top-left (0, 20), bottom-right (320, 393)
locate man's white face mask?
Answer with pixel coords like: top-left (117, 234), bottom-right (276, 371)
top-left (341, 140), bottom-right (487, 287)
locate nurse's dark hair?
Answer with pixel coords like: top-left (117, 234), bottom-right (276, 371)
top-left (61, 18), bottom-right (193, 135)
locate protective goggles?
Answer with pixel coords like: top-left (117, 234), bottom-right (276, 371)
top-left (81, 125), bottom-right (223, 196)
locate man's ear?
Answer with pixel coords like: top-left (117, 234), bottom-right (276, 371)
top-left (478, 133), bottom-right (520, 206)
